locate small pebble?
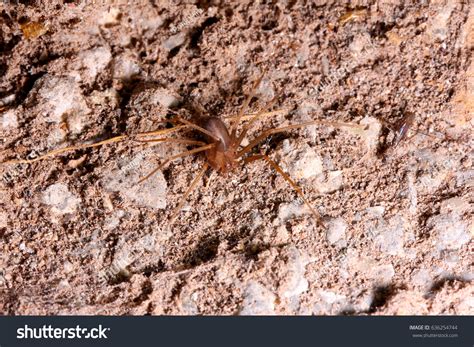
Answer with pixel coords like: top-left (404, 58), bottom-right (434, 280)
top-left (317, 170), bottom-right (344, 194)
top-left (370, 264), bottom-right (395, 285)
top-left (103, 152), bottom-right (167, 209)
top-left (428, 212), bottom-right (470, 252)
top-left (1, 109), bottom-right (18, 129)
top-left (78, 47), bottom-right (112, 81)
top-left (153, 88), bottom-right (181, 109)
top-left (100, 8), bottom-right (121, 27)
top-left (325, 217), bottom-right (347, 247)
top-left (279, 246), bottom-right (309, 299)
top-left (427, 5), bottom-right (454, 41)
top-left (42, 183), bottom-right (81, 215)
top-left (239, 281), bottom-right (276, 315)
top-left (374, 216), bottom-right (406, 256)
top-left (113, 58), bottom-right (141, 81)
top-left (278, 202), bottom-right (308, 221)
top-left (313, 290), bottom-right (347, 315)
top-left (162, 32), bottom-right (187, 51)
top-left (359, 116), bottom-right (382, 154)
top-left (36, 75), bottom-right (91, 134)
top-left (281, 140), bottom-right (324, 180)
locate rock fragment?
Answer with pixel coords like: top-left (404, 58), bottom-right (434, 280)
top-left (42, 183), bottom-right (80, 215)
top-left (35, 75), bottom-right (91, 135)
top-left (103, 151), bottom-right (167, 209)
top-left (153, 88), bottom-right (181, 109)
top-left (1, 109), bottom-right (18, 129)
top-left (325, 217), bottom-right (347, 247)
top-left (278, 246), bottom-right (309, 299)
top-left (428, 212), bottom-right (470, 252)
top-left (162, 32), bottom-right (187, 51)
top-left (113, 58), bottom-right (141, 81)
top-left (239, 281), bottom-right (276, 315)
top-left (100, 8), bottom-right (121, 27)
top-left (78, 47), bottom-right (112, 82)
top-left (280, 140), bottom-right (324, 180)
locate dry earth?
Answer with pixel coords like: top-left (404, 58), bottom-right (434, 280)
top-left (0, 0), bottom-right (473, 315)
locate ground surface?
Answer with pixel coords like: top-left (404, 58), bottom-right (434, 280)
top-left (0, 1), bottom-right (472, 315)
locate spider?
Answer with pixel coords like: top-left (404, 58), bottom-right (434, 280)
top-left (1, 70), bottom-right (363, 225)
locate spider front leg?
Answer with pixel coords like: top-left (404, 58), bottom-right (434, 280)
top-left (169, 162), bottom-right (209, 224)
top-left (136, 143), bottom-right (215, 185)
top-left (1, 125), bottom-right (189, 165)
top-left (238, 119), bottom-right (364, 157)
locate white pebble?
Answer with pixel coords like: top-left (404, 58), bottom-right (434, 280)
top-left (317, 170), bottom-right (344, 194)
top-left (100, 8), bottom-right (121, 27)
top-left (411, 269), bottom-right (432, 290)
top-left (374, 216), bottom-right (406, 255)
top-left (239, 281), bottom-right (276, 315)
top-left (104, 210), bottom-right (125, 230)
top-left (0, 211), bottom-right (7, 228)
top-left (162, 32), bottom-right (187, 51)
top-left (325, 217), bottom-right (348, 247)
top-left (313, 290), bottom-right (347, 315)
top-left (292, 149), bottom-right (323, 180)
top-left (428, 212), bottom-right (470, 252)
top-left (103, 152), bottom-right (167, 209)
top-left (153, 88), bottom-right (181, 109)
top-left (370, 264), bottom-right (395, 285)
top-left (0, 94), bottom-right (15, 107)
top-left (141, 16), bottom-right (164, 33)
top-left (42, 183), bottom-right (81, 215)
top-left (2, 109), bottom-right (18, 129)
top-left (113, 58), bottom-right (141, 81)
top-left (427, 5), bottom-right (454, 41)
top-left (281, 140), bottom-right (324, 180)
top-left (36, 75), bottom-right (91, 134)
top-left (359, 116), bottom-right (382, 153)
top-left (278, 202), bottom-right (308, 221)
top-left (78, 47), bottom-right (112, 81)
top-left (256, 78), bottom-right (275, 101)
top-left (440, 197), bottom-right (470, 215)
top-left (63, 261), bottom-right (74, 274)
top-left (279, 246), bottom-right (309, 299)
top-left (366, 205), bottom-right (385, 217)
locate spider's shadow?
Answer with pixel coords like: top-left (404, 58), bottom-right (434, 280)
top-left (116, 73), bottom-right (245, 126)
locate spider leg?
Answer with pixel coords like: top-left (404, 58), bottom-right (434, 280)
top-left (134, 125), bottom-right (187, 138)
top-left (136, 143), bottom-right (215, 185)
top-left (224, 108), bottom-right (289, 123)
top-left (169, 162), bottom-right (209, 224)
top-left (172, 116), bottom-right (221, 141)
top-left (2, 135), bottom-right (127, 165)
top-left (1, 125), bottom-right (191, 165)
top-left (230, 68), bottom-right (267, 138)
top-left (133, 138), bottom-right (206, 146)
top-left (238, 120), bottom-right (364, 157)
top-left (245, 154), bottom-right (324, 227)
top-left (236, 97), bottom-right (280, 146)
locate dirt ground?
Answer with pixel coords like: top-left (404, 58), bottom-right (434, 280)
top-left (0, 0), bottom-right (472, 315)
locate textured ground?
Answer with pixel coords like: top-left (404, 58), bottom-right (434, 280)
top-left (0, 1), bottom-right (472, 315)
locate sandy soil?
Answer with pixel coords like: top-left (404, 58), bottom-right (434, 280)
top-left (0, 1), bottom-right (472, 315)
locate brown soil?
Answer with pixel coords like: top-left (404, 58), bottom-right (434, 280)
top-left (0, 1), bottom-right (472, 315)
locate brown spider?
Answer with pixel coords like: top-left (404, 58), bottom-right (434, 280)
top-left (2, 71), bottom-right (363, 224)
